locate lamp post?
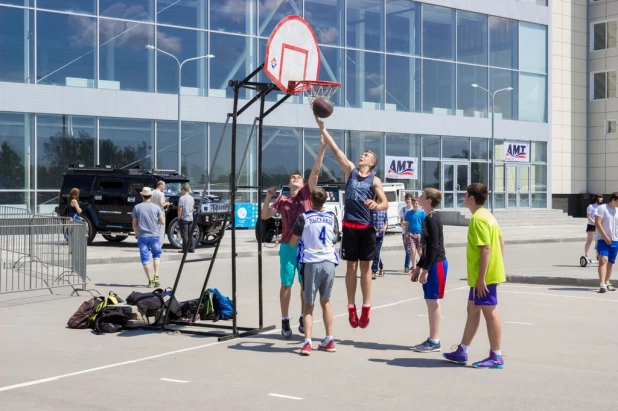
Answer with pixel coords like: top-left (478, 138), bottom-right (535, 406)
top-left (146, 45), bottom-right (214, 172)
top-left (471, 83), bottom-right (513, 214)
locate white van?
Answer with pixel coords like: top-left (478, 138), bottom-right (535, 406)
top-left (382, 182), bottom-right (406, 229)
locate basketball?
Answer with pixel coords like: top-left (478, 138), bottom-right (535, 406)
top-left (312, 97), bottom-right (334, 118)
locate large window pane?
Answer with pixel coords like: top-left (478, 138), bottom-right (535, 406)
top-left (0, 7), bottom-right (33, 84)
top-left (156, 121), bottom-right (207, 183)
top-left (519, 73), bottom-right (547, 122)
top-left (442, 137), bottom-right (469, 159)
top-left (157, 0), bottom-right (207, 29)
top-left (490, 69), bottom-right (518, 120)
top-left (532, 165), bottom-right (547, 192)
top-left (208, 124), bottom-right (255, 192)
top-left (594, 72), bottom-right (607, 100)
top-left (457, 11), bottom-right (487, 65)
top-left (259, 0), bottom-right (301, 37)
top-left (0, 1), bottom-right (31, 6)
top-left (386, 0), bottom-right (420, 55)
top-left (210, 33), bottom-right (255, 99)
top-left (0, 113), bottom-right (33, 191)
top-left (422, 135), bottom-right (440, 158)
top-left (156, 120), bottom-right (178, 171)
top-left (304, 128), bottom-right (344, 183)
top-left (37, 12), bottom-right (95, 88)
top-left (319, 46), bottom-right (345, 107)
top-left (386, 55), bottom-right (420, 112)
top-left (99, 19), bottom-right (155, 92)
top-left (422, 4), bottom-right (455, 60)
top-left (100, 0), bottom-right (154, 21)
top-left (37, 115), bottom-right (95, 190)
top-left (385, 134), bottom-right (420, 190)
top-left (594, 22), bottom-right (606, 51)
top-left (489, 16), bottom-right (518, 69)
top-left (519, 22), bottom-right (547, 73)
top-left (305, 0), bottom-right (344, 46)
top-left (156, 27), bottom-right (208, 95)
top-left (346, 50), bottom-right (384, 109)
top-left (37, 0), bottom-right (95, 14)
top-left (347, 0), bottom-right (384, 51)
top-left (471, 162), bottom-right (488, 186)
top-left (346, 132), bottom-right (384, 178)
top-left (422, 160), bottom-right (440, 190)
top-left (423, 60), bottom-right (455, 115)
top-left (99, 118), bottom-right (154, 169)
top-left (262, 127), bottom-right (302, 188)
top-left (210, 0), bottom-right (254, 35)
top-left (457, 64), bottom-right (488, 118)
top-left (471, 138), bottom-right (488, 160)
top-left (531, 141), bottom-right (547, 162)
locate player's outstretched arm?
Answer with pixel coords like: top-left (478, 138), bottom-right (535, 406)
top-left (261, 186), bottom-right (278, 220)
top-left (308, 135), bottom-right (327, 191)
top-left (315, 116), bottom-right (354, 178)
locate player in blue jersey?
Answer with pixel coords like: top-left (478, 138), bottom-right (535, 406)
top-left (291, 187), bottom-right (339, 356)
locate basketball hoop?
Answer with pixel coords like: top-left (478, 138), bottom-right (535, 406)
top-left (287, 80), bottom-right (342, 104)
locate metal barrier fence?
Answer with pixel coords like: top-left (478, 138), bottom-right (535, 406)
top-left (0, 206), bottom-right (87, 295)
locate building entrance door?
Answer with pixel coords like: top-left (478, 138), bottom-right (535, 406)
top-left (506, 164), bottom-right (531, 209)
top-left (442, 163), bottom-right (470, 209)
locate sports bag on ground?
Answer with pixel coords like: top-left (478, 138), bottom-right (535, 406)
top-left (93, 306), bottom-right (128, 334)
top-left (67, 296), bottom-right (104, 329)
top-left (207, 288), bottom-right (234, 321)
top-left (126, 288), bottom-right (182, 322)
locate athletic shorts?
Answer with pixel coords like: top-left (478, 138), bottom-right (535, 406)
top-left (301, 261), bottom-right (336, 305)
top-left (137, 236), bottom-right (162, 265)
top-left (586, 224), bottom-right (596, 233)
top-left (597, 240), bottom-right (618, 264)
top-left (340, 226), bottom-right (376, 261)
top-left (468, 284), bottom-right (499, 306)
top-left (406, 232), bottom-right (422, 250)
top-left (423, 260), bottom-right (448, 300)
top-left (279, 242), bottom-right (300, 287)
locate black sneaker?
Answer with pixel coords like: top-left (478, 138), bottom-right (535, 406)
top-left (281, 319), bottom-right (292, 338)
top-left (299, 316), bottom-right (305, 334)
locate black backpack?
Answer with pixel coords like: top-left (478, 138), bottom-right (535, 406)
top-left (93, 306), bottom-right (128, 334)
top-left (127, 288), bottom-right (182, 324)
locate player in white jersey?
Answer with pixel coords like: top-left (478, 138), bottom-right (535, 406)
top-left (290, 187), bottom-right (339, 356)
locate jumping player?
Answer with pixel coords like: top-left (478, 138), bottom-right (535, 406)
top-left (290, 187), bottom-right (339, 356)
top-left (316, 116), bottom-right (388, 329)
top-left (595, 192), bottom-right (618, 293)
top-left (443, 183), bottom-right (505, 369)
top-left (410, 188), bottom-right (446, 353)
top-left (261, 136), bottom-right (326, 338)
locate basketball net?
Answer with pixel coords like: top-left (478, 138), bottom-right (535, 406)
top-left (287, 80), bottom-right (342, 105)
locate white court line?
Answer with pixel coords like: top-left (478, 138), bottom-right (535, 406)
top-left (269, 393), bottom-right (303, 400)
top-left (160, 378), bottom-right (190, 384)
top-left (501, 290), bottom-right (618, 303)
top-left (505, 321), bottom-right (534, 325)
top-left (417, 314), bottom-right (445, 318)
top-left (0, 286), bottom-right (468, 394)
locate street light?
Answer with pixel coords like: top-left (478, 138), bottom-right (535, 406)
top-left (471, 83), bottom-right (514, 214)
top-left (146, 45), bottom-right (214, 172)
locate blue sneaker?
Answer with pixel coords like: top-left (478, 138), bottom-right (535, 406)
top-left (472, 351), bottom-right (504, 369)
top-left (412, 338), bottom-right (441, 352)
top-left (442, 345), bottom-right (468, 365)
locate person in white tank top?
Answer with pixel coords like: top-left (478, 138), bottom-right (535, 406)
top-left (291, 187), bottom-right (339, 355)
top-left (584, 194), bottom-right (603, 261)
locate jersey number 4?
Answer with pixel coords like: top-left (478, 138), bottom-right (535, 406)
top-left (319, 226), bottom-right (327, 246)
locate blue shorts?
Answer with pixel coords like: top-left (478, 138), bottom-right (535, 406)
top-left (423, 260), bottom-right (448, 300)
top-left (468, 284), bottom-right (499, 306)
top-left (597, 240), bottom-right (618, 264)
top-left (279, 242), bottom-right (300, 287)
top-left (137, 236), bottom-right (162, 265)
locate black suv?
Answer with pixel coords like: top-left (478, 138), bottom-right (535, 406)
top-left (56, 166), bottom-right (230, 248)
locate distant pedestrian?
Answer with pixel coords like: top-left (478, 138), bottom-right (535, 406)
top-left (371, 208), bottom-right (388, 279)
top-left (399, 194), bottom-right (414, 272)
top-left (404, 197), bottom-right (425, 272)
top-left (595, 192), bottom-right (618, 293)
top-left (132, 187), bottom-right (164, 288)
top-left (152, 181), bottom-right (171, 246)
top-left (177, 184), bottom-right (196, 253)
top-left (584, 194), bottom-right (603, 263)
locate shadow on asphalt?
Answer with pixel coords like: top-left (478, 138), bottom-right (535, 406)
top-left (95, 283), bottom-right (150, 289)
top-left (547, 287), bottom-right (596, 292)
top-left (227, 340), bottom-right (299, 355)
top-left (336, 339), bottom-right (413, 351)
top-left (369, 357), bottom-right (462, 368)
top-left (551, 264), bottom-right (591, 268)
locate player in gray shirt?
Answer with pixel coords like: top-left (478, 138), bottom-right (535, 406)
top-left (177, 184), bottom-right (196, 253)
top-left (132, 187), bottom-right (164, 287)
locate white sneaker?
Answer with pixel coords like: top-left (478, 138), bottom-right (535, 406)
top-left (600, 284), bottom-right (608, 293)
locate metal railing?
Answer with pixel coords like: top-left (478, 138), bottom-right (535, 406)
top-left (0, 206), bottom-right (87, 295)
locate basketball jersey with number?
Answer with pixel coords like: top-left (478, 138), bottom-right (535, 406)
top-left (297, 210), bottom-right (339, 265)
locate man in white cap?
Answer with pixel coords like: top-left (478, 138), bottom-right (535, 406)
top-left (132, 187), bottom-right (165, 287)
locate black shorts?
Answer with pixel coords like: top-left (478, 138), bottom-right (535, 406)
top-left (341, 226), bottom-right (376, 261)
top-left (586, 224), bottom-right (596, 233)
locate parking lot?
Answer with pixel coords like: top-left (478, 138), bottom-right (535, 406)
top-left (0, 243), bottom-right (616, 411)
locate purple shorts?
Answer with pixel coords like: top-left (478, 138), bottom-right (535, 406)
top-left (468, 284), bottom-right (498, 306)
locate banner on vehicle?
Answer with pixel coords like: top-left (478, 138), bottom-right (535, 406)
top-left (386, 156), bottom-right (417, 180)
top-left (504, 141), bottom-right (529, 162)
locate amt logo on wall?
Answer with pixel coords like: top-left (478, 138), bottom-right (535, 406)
top-left (504, 141), bottom-right (529, 162)
top-left (385, 156), bottom-right (417, 180)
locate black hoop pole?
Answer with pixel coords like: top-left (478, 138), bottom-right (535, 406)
top-left (257, 91), bottom-right (266, 329)
top-left (230, 83), bottom-right (240, 336)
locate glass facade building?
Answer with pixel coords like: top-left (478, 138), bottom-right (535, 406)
top-left (0, 0), bottom-right (550, 213)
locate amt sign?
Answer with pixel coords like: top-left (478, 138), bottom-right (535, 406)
top-left (504, 142), bottom-right (529, 162)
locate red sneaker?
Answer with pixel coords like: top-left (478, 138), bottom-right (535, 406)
top-left (300, 342), bottom-right (312, 356)
top-left (348, 305), bottom-right (359, 328)
top-left (359, 305), bottom-right (371, 329)
top-left (318, 338), bottom-right (336, 353)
